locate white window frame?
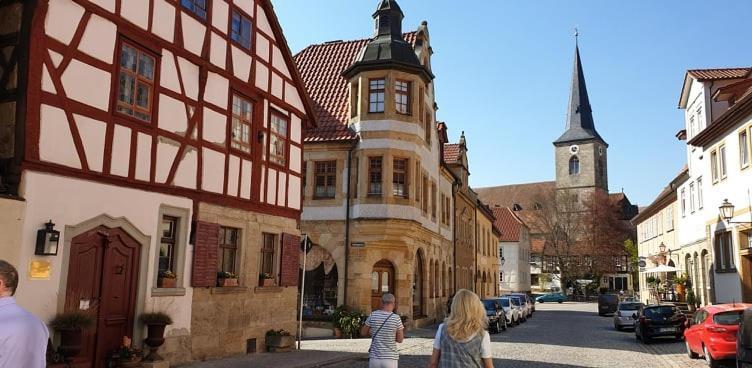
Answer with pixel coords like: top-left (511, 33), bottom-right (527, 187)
top-left (680, 189), bottom-right (686, 218)
top-left (697, 178), bottom-right (703, 209)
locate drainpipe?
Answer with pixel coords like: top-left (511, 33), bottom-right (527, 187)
top-left (343, 142), bottom-right (356, 305)
top-left (452, 181), bottom-right (458, 293)
top-left (474, 207), bottom-right (479, 293)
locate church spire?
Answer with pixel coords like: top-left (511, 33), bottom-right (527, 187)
top-left (554, 41), bottom-right (606, 146)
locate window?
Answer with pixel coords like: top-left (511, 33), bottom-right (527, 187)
top-left (715, 231), bottom-right (735, 272)
top-left (415, 162), bottom-right (421, 203)
top-left (315, 161), bottom-right (336, 199)
top-left (697, 178), bottom-right (703, 209)
top-left (392, 158), bottom-right (408, 197)
top-left (116, 42), bottom-right (156, 122)
top-left (689, 116), bottom-right (696, 138)
top-left (181, 0), bottom-right (207, 20)
top-left (422, 176), bottom-right (428, 213)
top-left (666, 205), bottom-right (674, 231)
top-left (368, 157), bottom-right (383, 196)
top-left (419, 87), bottom-right (425, 122)
top-left (218, 227), bottom-right (239, 275)
top-left (680, 189), bottom-right (686, 217)
top-left (369, 79), bottom-right (385, 113)
top-left (395, 80), bottom-right (411, 115)
top-left (431, 182), bottom-right (437, 220)
top-left (424, 112), bottom-right (432, 143)
top-left (569, 156), bottom-right (580, 175)
top-left (350, 82), bottom-right (359, 118)
top-left (689, 182), bottom-right (696, 213)
top-left (158, 216), bottom-right (178, 277)
top-left (720, 145), bottom-right (728, 179)
top-left (260, 233), bottom-right (278, 283)
top-left (269, 113), bottom-right (288, 166)
top-left (231, 10), bottom-right (252, 50)
top-left (231, 94), bottom-right (253, 154)
top-left (711, 150), bottom-right (719, 183)
top-left (741, 130), bottom-right (750, 168)
top-left (697, 107), bottom-right (705, 129)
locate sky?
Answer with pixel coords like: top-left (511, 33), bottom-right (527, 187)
top-left (272, 0), bottom-right (752, 206)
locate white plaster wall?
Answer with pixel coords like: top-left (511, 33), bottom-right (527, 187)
top-left (240, 159), bottom-right (252, 200)
top-left (39, 104), bottom-right (81, 169)
top-left (151, 0), bottom-right (175, 42)
top-left (78, 14), bottom-right (117, 64)
top-left (255, 5), bottom-right (274, 39)
top-left (74, 114), bottom-right (107, 173)
top-left (209, 32), bottom-right (227, 68)
top-left (232, 46), bottom-right (252, 82)
top-left (110, 125), bottom-right (131, 177)
top-left (180, 13), bottom-right (205, 57)
top-left (61, 59), bottom-right (111, 111)
top-left (500, 241), bottom-right (520, 292)
top-left (120, 0), bottom-right (149, 30)
top-left (211, 0), bottom-right (229, 34)
top-left (135, 133), bottom-right (152, 181)
top-left (158, 94), bottom-right (188, 135)
top-left (201, 148), bottom-right (225, 194)
top-left (14, 171), bottom-right (194, 338)
top-left (256, 35), bottom-right (270, 62)
top-left (45, 0), bottom-right (84, 45)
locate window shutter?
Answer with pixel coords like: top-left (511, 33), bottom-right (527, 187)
top-left (280, 233), bottom-right (301, 287)
top-left (192, 221), bottom-right (220, 287)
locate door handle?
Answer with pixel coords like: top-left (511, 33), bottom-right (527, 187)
top-left (115, 265), bottom-right (124, 274)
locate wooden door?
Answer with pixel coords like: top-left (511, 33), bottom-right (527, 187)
top-left (371, 260), bottom-right (395, 311)
top-left (413, 253), bottom-right (424, 317)
top-left (65, 226), bottom-right (141, 368)
top-left (742, 255), bottom-right (752, 303)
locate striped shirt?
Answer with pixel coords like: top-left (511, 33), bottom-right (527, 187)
top-left (365, 310), bottom-right (403, 360)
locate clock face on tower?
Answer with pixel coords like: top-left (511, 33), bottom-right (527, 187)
top-left (569, 145), bottom-right (579, 155)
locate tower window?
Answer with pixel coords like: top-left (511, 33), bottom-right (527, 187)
top-left (569, 156), bottom-right (580, 175)
top-left (369, 79), bottom-right (385, 113)
top-left (395, 80), bottom-right (411, 115)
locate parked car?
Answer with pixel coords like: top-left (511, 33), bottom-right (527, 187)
top-left (685, 303), bottom-right (751, 367)
top-left (535, 292), bottom-right (566, 304)
top-left (598, 294), bottom-right (619, 316)
top-left (482, 299), bottom-right (507, 333)
top-left (508, 293), bottom-right (534, 318)
top-left (737, 308), bottom-right (752, 368)
top-left (496, 297), bottom-right (519, 326)
top-left (507, 296), bottom-right (527, 323)
top-left (613, 302), bottom-right (643, 331)
top-left (634, 305), bottom-right (686, 344)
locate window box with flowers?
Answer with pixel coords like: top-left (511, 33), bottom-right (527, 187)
top-left (259, 273), bottom-right (275, 287)
top-left (157, 270), bottom-right (177, 288)
top-left (217, 271), bottom-right (239, 287)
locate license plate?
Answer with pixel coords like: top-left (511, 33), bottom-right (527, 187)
top-left (659, 327), bottom-right (676, 333)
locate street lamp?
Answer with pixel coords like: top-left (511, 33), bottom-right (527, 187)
top-left (719, 199), bottom-right (752, 224)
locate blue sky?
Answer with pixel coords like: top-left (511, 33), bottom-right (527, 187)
top-left (272, 0), bottom-right (752, 206)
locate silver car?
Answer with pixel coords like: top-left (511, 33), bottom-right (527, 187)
top-left (496, 297), bottom-right (520, 326)
top-left (508, 293), bottom-right (534, 318)
top-left (613, 302), bottom-right (643, 330)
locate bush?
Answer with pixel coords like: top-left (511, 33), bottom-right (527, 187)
top-left (140, 312), bottom-right (173, 325)
top-left (266, 329), bottom-right (291, 337)
top-left (331, 305), bottom-right (365, 338)
top-left (49, 311), bottom-right (95, 331)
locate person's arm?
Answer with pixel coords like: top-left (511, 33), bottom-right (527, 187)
top-left (396, 328), bottom-right (404, 343)
top-left (360, 324), bottom-right (371, 337)
top-left (428, 348), bottom-right (441, 368)
top-left (482, 358), bottom-right (493, 368)
top-left (480, 330), bottom-right (493, 368)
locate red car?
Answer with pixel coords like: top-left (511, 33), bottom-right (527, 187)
top-left (684, 303), bottom-right (752, 367)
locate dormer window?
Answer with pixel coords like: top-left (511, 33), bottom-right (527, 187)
top-left (569, 156), bottom-right (580, 175)
top-left (533, 203), bottom-right (543, 211)
top-left (395, 80), bottom-right (411, 115)
top-left (512, 204), bottom-right (522, 211)
top-left (369, 78), bottom-right (385, 113)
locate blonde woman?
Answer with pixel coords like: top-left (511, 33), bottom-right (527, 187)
top-left (428, 289), bottom-right (493, 368)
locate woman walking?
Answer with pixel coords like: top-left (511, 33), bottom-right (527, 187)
top-left (428, 289), bottom-right (493, 368)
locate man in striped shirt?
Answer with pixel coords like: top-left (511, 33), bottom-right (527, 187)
top-left (361, 293), bottom-right (404, 368)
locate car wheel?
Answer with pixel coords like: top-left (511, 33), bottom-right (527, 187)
top-left (495, 320), bottom-right (501, 334)
top-left (501, 319), bottom-right (507, 331)
top-left (615, 323), bottom-right (621, 331)
top-left (557, 300), bottom-right (563, 304)
top-left (686, 341), bottom-right (698, 359)
top-left (704, 345), bottom-right (721, 367)
top-left (641, 330), bottom-right (650, 344)
top-left (539, 300), bottom-right (544, 304)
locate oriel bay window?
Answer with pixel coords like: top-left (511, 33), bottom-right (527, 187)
top-left (392, 158), bottom-right (408, 197)
top-left (231, 94), bottom-right (253, 154)
top-left (368, 157), bottom-right (383, 196)
top-left (269, 113), bottom-right (289, 166)
top-left (369, 78), bottom-right (385, 113)
top-left (315, 161), bottom-right (336, 199)
top-left (231, 10), bottom-right (253, 50)
top-left (395, 80), bottom-right (411, 115)
top-left (116, 42), bottom-right (156, 122)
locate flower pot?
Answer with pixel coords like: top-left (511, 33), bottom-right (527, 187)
top-left (57, 329), bottom-right (83, 361)
top-left (158, 277), bottom-right (177, 288)
top-left (260, 278), bottom-right (274, 287)
top-left (219, 278), bottom-right (239, 287)
top-left (143, 323), bottom-right (167, 362)
top-left (334, 328), bottom-right (342, 338)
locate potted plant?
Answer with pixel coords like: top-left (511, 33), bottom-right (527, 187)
top-left (673, 275), bottom-right (688, 300)
top-left (686, 289), bottom-right (697, 312)
top-left (336, 309), bottom-right (365, 339)
top-left (140, 312), bottom-right (173, 362)
top-left (265, 329), bottom-right (295, 352)
top-left (259, 272), bottom-right (275, 287)
top-left (111, 336), bottom-right (143, 368)
top-left (157, 270), bottom-right (177, 288)
top-left (331, 305), bottom-right (347, 338)
top-left (49, 311), bottom-right (95, 362)
top-left (217, 271), bottom-right (239, 287)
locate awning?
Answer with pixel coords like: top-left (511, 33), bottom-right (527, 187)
top-left (640, 264), bottom-right (678, 273)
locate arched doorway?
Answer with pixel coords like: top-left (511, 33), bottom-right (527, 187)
top-left (693, 252), bottom-right (700, 303)
top-left (372, 260), bottom-right (395, 311)
top-left (413, 251), bottom-right (424, 317)
top-left (299, 245), bottom-right (338, 317)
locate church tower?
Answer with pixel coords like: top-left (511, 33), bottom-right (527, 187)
top-left (554, 42), bottom-right (608, 200)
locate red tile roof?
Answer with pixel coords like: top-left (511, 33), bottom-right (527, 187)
top-left (492, 207), bottom-right (524, 242)
top-left (475, 182), bottom-right (556, 211)
top-left (687, 67), bottom-right (751, 81)
top-left (294, 32), bottom-right (418, 143)
top-left (443, 143), bottom-right (461, 163)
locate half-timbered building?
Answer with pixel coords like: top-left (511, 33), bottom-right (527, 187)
top-left (0, 0), bottom-right (311, 365)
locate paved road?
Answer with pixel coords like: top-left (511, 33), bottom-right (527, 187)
top-left (306, 302), bottom-right (726, 368)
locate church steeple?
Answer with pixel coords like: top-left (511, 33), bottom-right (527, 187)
top-left (554, 43), bottom-right (606, 146)
top-left (373, 0), bottom-right (404, 39)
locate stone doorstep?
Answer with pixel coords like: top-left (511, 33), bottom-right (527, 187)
top-left (142, 361), bottom-right (170, 368)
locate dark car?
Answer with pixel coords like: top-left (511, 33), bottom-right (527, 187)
top-left (737, 308), bottom-right (752, 368)
top-left (482, 299), bottom-right (507, 333)
top-left (634, 305), bottom-right (687, 344)
top-left (598, 294), bottom-right (619, 316)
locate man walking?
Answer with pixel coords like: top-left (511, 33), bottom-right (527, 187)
top-left (361, 293), bottom-right (404, 368)
top-left (0, 260), bottom-right (49, 368)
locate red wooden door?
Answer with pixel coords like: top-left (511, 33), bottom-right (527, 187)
top-left (65, 226), bottom-right (141, 368)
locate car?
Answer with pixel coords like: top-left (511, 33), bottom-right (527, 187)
top-left (482, 299), bottom-right (507, 333)
top-left (737, 308), bottom-right (752, 368)
top-left (495, 297), bottom-right (519, 327)
top-left (508, 293), bottom-right (534, 318)
top-left (597, 294), bottom-right (619, 316)
top-left (535, 292), bottom-right (566, 304)
top-left (613, 302), bottom-right (643, 331)
top-left (685, 303), bottom-right (752, 367)
top-left (506, 296), bottom-right (527, 323)
top-left (634, 304), bottom-right (686, 344)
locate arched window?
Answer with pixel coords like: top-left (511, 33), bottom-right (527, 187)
top-left (569, 156), bottom-right (580, 175)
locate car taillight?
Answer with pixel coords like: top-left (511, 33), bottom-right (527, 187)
top-left (707, 325), bottom-right (728, 333)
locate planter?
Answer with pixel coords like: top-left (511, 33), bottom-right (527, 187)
top-left (266, 335), bottom-right (295, 352)
top-left (219, 278), bottom-right (239, 287)
top-left (117, 359), bottom-right (142, 368)
top-left (143, 323), bottom-right (167, 362)
top-left (57, 329), bottom-right (83, 361)
top-left (333, 328), bottom-right (342, 338)
top-left (259, 278), bottom-right (275, 287)
top-left (157, 277), bottom-right (177, 288)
